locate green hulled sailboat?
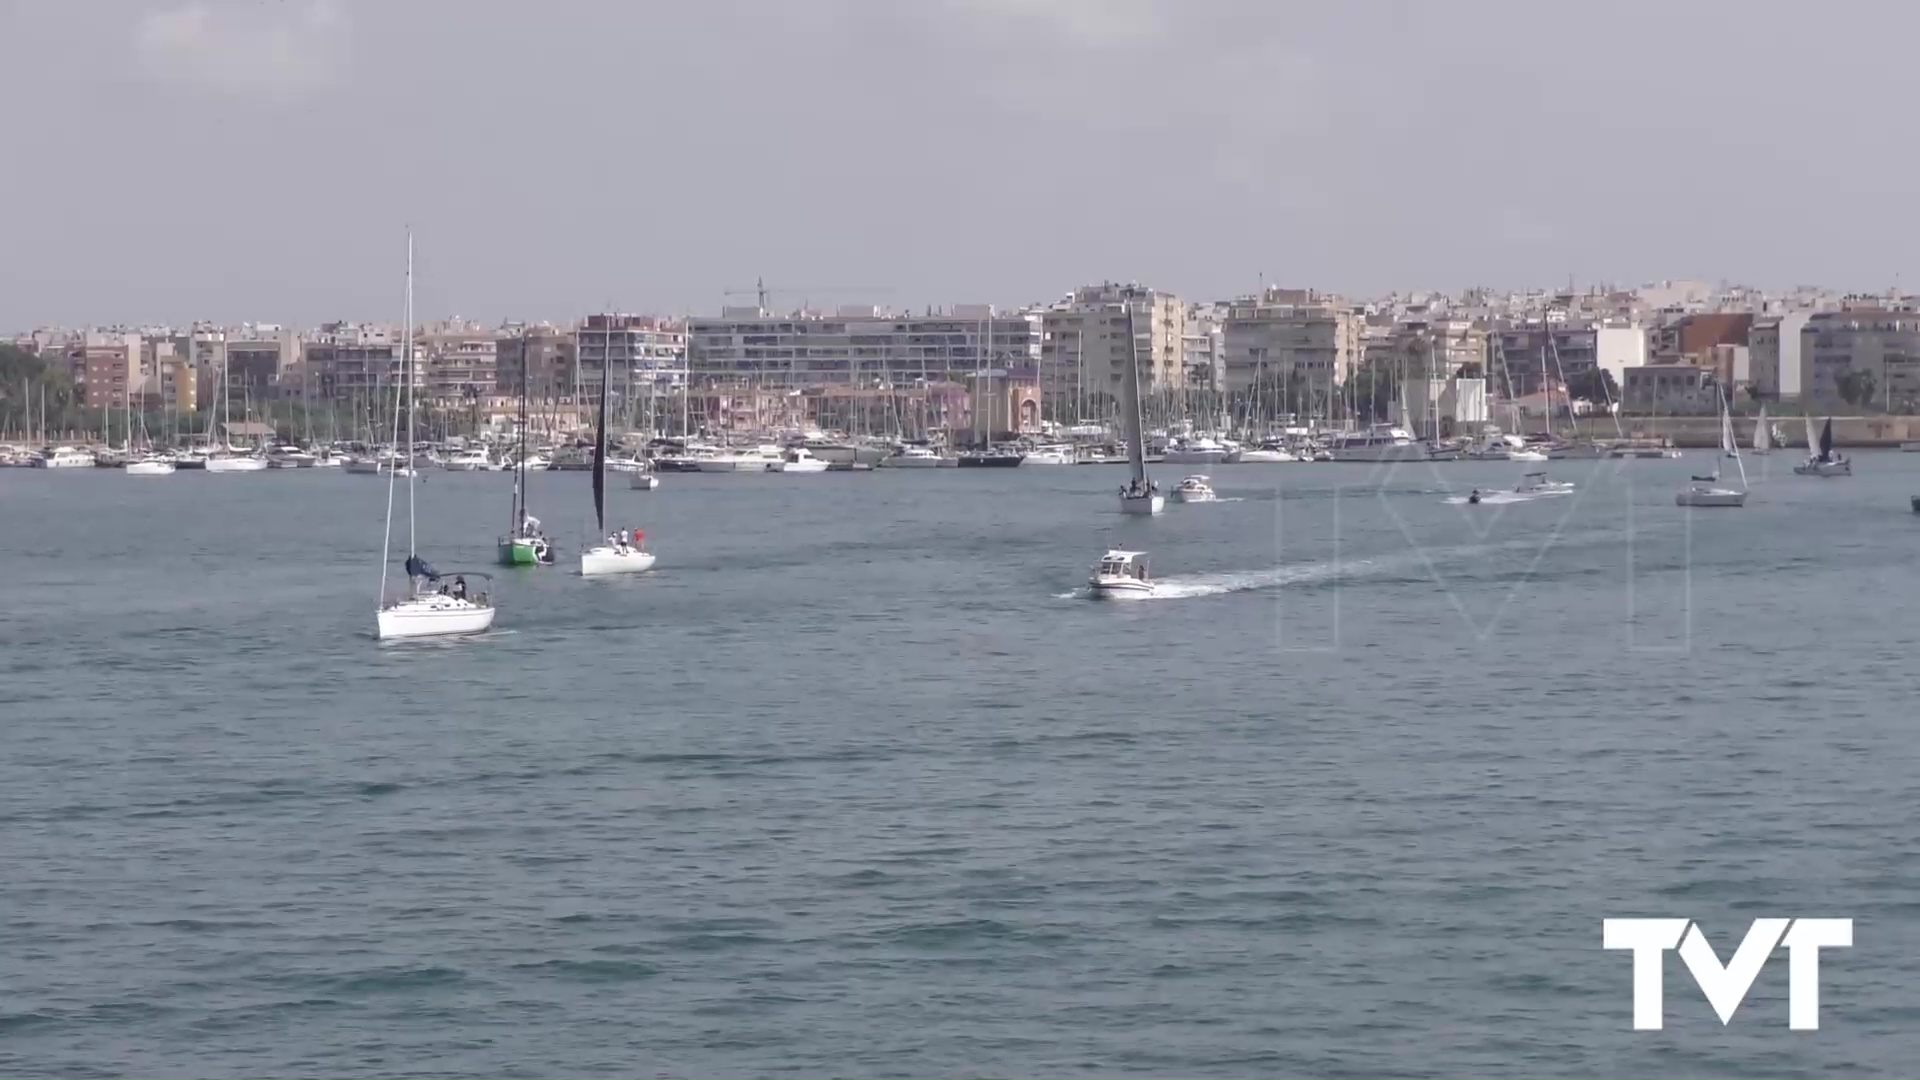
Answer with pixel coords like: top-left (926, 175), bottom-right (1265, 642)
top-left (497, 330), bottom-right (555, 567)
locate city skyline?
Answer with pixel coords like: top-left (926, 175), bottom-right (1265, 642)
top-left (7, 0), bottom-right (1920, 327)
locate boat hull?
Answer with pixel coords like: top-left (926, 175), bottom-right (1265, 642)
top-left (881, 454), bottom-right (944, 468)
top-left (1171, 490), bottom-right (1215, 503)
top-left (376, 597), bottom-right (496, 640)
top-left (957, 454), bottom-right (1025, 467)
top-left (205, 457), bottom-right (269, 473)
top-left (1118, 493), bottom-right (1165, 515)
top-left (1089, 576), bottom-right (1154, 600)
top-left (1676, 487), bottom-right (1747, 507)
top-left (125, 461), bottom-right (176, 476)
top-left (629, 473), bottom-right (659, 490)
top-left (696, 457), bottom-right (776, 472)
top-left (496, 537), bottom-right (550, 566)
top-left (1238, 450), bottom-right (1296, 463)
top-left (1794, 459), bottom-right (1852, 476)
top-left (772, 460), bottom-right (830, 473)
top-left (580, 547), bottom-right (657, 576)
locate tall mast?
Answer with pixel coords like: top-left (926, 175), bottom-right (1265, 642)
top-left (1122, 297), bottom-right (1148, 486)
top-left (405, 231), bottom-right (416, 557)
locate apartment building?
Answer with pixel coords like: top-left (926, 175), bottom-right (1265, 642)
top-left (688, 304), bottom-right (1041, 388)
top-left (575, 314), bottom-right (687, 399)
top-left (1491, 322), bottom-right (1645, 396)
top-left (306, 322), bottom-right (407, 399)
top-left (226, 324), bottom-right (298, 400)
top-left (1219, 289), bottom-right (1360, 394)
top-left (1182, 303), bottom-right (1225, 392)
top-left (68, 331), bottom-right (141, 409)
top-left (494, 324), bottom-right (575, 398)
top-left (1038, 284), bottom-right (1185, 412)
top-left (1801, 308), bottom-right (1920, 410)
top-left (1748, 312), bottom-right (1811, 400)
top-left (416, 321), bottom-right (499, 402)
top-left (1621, 363), bottom-right (1718, 414)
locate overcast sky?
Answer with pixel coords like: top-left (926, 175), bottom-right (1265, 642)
top-left (4, 0), bottom-right (1916, 327)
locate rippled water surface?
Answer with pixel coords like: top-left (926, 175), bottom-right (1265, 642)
top-left (4, 454), bottom-right (1919, 1077)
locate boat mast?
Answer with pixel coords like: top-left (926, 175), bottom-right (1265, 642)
top-left (378, 232), bottom-right (411, 607)
top-left (514, 328), bottom-right (529, 536)
top-left (405, 232), bottom-right (416, 557)
top-left (1122, 296), bottom-right (1149, 487)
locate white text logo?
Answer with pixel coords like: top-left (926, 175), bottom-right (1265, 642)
top-left (1602, 918), bottom-right (1852, 1030)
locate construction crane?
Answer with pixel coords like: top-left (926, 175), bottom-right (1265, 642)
top-left (720, 276), bottom-right (892, 312)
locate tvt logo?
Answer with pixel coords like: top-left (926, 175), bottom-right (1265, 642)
top-left (1603, 918), bottom-right (1852, 1030)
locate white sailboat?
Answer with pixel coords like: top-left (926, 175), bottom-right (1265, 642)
top-left (1750, 404), bottom-right (1772, 456)
top-left (376, 233), bottom-right (496, 640)
top-left (1677, 389), bottom-right (1747, 507)
top-left (580, 350), bottom-right (656, 577)
top-left (122, 381), bottom-right (174, 475)
top-left (1116, 300), bottom-right (1163, 515)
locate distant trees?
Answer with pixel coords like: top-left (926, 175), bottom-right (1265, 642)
top-left (0, 343), bottom-right (85, 436)
top-left (1564, 367), bottom-right (1619, 406)
top-left (1836, 369), bottom-right (1879, 409)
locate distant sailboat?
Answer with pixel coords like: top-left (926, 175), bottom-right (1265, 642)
top-left (1750, 404), bottom-right (1772, 456)
top-left (1793, 416), bottom-right (1851, 477)
top-left (579, 352), bottom-right (655, 577)
top-left (1116, 299), bottom-right (1164, 516)
top-left (1678, 388), bottom-right (1747, 507)
top-left (498, 330), bottom-right (555, 566)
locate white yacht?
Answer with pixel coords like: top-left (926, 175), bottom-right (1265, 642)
top-left (1088, 550), bottom-right (1155, 599)
top-left (881, 445), bottom-right (946, 468)
top-left (125, 454), bottom-right (177, 476)
top-left (267, 445), bottom-right (316, 468)
top-left (1325, 425), bottom-right (1422, 462)
top-left (442, 448), bottom-right (493, 471)
top-left (32, 446), bottom-right (96, 469)
top-left (629, 469), bottom-right (659, 490)
top-left (771, 447), bottom-right (830, 473)
top-left (1162, 436), bottom-right (1238, 464)
top-left (1023, 443), bottom-right (1075, 466)
top-left (1238, 441), bottom-right (1297, 463)
top-left (1171, 475), bottom-right (1217, 503)
top-left (205, 449), bottom-right (269, 473)
top-left (697, 444), bottom-right (784, 472)
top-left (1513, 471), bottom-right (1574, 496)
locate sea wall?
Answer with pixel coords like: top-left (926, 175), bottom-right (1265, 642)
top-left (1567, 415), bottom-right (1920, 449)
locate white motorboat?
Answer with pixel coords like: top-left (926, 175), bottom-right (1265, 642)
top-left (376, 234), bottom-right (498, 641)
top-left (1679, 391), bottom-right (1748, 507)
top-left (881, 445), bottom-right (946, 468)
top-left (31, 446), bottom-right (96, 469)
top-left (1171, 475), bottom-right (1217, 503)
top-left (125, 455), bottom-right (177, 476)
top-left (1325, 425), bottom-right (1423, 462)
top-left (1116, 304), bottom-right (1164, 515)
top-left (1513, 471), bottom-right (1574, 496)
top-left (204, 452), bottom-right (269, 473)
top-left (697, 444), bottom-right (784, 472)
top-left (771, 447), bottom-right (830, 473)
top-left (1506, 448), bottom-right (1550, 462)
top-left (1238, 442), bottom-right (1297, 463)
top-left (1162, 436), bottom-right (1238, 464)
top-left (1023, 443), bottom-right (1076, 465)
top-left (1088, 549), bottom-right (1155, 599)
top-left (442, 448), bottom-right (493, 471)
top-left (267, 445), bottom-right (316, 468)
top-left (1793, 417), bottom-right (1850, 476)
top-left (629, 471), bottom-right (659, 490)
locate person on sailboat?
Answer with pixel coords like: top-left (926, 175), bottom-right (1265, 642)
top-left (1468, 488), bottom-right (1481, 504)
top-left (451, 576), bottom-right (467, 600)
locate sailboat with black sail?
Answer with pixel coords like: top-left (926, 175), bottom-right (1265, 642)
top-left (1793, 416), bottom-right (1851, 476)
top-left (376, 233), bottom-right (497, 640)
top-left (580, 353), bottom-right (655, 576)
top-left (498, 329), bottom-right (555, 565)
top-left (1117, 299), bottom-right (1164, 515)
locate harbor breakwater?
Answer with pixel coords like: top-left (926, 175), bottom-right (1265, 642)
top-left (1567, 413), bottom-right (1920, 449)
